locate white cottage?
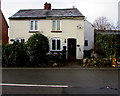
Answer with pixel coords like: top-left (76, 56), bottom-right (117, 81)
top-left (9, 2), bottom-right (85, 60)
top-left (84, 20), bottom-right (94, 57)
top-left (118, 1), bottom-right (120, 29)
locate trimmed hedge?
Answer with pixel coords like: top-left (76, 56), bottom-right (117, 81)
top-left (95, 34), bottom-right (120, 58)
top-left (2, 42), bottom-right (28, 67)
top-left (2, 34), bottom-right (49, 67)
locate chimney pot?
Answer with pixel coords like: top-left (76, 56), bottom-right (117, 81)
top-left (44, 2), bottom-right (51, 10)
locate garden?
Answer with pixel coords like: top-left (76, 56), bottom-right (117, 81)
top-left (2, 34), bottom-right (65, 67)
top-left (83, 34), bottom-right (120, 67)
top-left (2, 33), bottom-right (120, 67)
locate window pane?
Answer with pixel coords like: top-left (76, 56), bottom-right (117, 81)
top-left (21, 39), bottom-right (25, 43)
top-left (16, 40), bottom-right (19, 42)
top-left (35, 21), bottom-right (38, 30)
top-left (30, 21), bottom-right (34, 30)
top-left (85, 40), bottom-right (88, 46)
top-left (52, 40), bottom-right (56, 50)
top-left (57, 40), bottom-right (60, 50)
top-left (52, 21), bottom-right (56, 30)
top-left (57, 20), bottom-right (60, 30)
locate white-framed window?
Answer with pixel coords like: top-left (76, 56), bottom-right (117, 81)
top-left (10, 38), bottom-right (25, 43)
top-left (51, 38), bottom-right (62, 51)
top-left (52, 20), bottom-right (61, 31)
top-left (30, 20), bottom-right (39, 31)
top-left (16, 39), bottom-right (25, 43)
top-left (85, 40), bottom-right (89, 46)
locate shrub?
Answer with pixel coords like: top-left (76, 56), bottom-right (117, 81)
top-left (26, 34), bottom-right (49, 66)
top-left (95, 34), bottom-right (117, 57)
top-left (2, 42), bottom-right (28, 67)
top-left (83, 58), bottom-right (112, 67)
top-left (45, 54), bottom-right (65, 67)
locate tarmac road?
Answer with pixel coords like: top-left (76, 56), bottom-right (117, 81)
top-left (1, 68), bottom-right (120, 95)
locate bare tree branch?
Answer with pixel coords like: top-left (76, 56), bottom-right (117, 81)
top-left (93, 17), bottom-right (115, 30)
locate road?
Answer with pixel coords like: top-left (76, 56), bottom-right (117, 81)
top-left (1, 68), bottom-right (120, 95)
top-left (0, 45), bottom-right (2, 95)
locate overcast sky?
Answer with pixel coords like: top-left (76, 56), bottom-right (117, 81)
top-left (1, 0), bottom-right (120, 25)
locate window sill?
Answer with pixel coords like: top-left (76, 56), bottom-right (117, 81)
top-left (51, 31), bottom-right (62, 33)
top-left (29, 31), bottom-right (39, 33)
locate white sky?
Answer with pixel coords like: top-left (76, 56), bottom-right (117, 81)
top-left (1, 0), bottom-right (120, 25)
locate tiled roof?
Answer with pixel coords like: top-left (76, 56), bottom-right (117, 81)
top-left (9, 8), bottom-right (84, 19)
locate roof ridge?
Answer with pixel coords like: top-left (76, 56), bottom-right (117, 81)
top-left (19, 8), bottom-right (77, 11)
top-left (52, 8), bottom-right (77, 10)
top-left (19, 9), bottom-right (44, 11)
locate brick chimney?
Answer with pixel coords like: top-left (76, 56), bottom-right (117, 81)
top-left (44, 2), bottom-right (51, 10)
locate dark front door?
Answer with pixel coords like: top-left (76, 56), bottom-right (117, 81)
top-left (68, 38), bottom-right (76, 60)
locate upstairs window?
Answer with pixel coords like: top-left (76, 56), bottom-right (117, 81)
top-left (52, 20), bottom-right (61, 31)
top-left (30, 20), bottom-right (39, 31)
top-left (51, 38), bottom-right (62, 51)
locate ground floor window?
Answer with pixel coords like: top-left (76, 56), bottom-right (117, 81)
top-left (85, 40), bottom-right (88, 46)
top-left (10, 38), bottom-right (25, 43)
top-left (51, 38), bottom-right (62, 51)
top-left (16, 39), bottom-right (25, 43)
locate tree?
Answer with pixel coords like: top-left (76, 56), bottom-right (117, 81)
top-left (26, 34), bottom-right (49, 66)
top-left (93, 17), bottom-right (115, 30)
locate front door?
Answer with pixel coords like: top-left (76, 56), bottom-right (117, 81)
top-left (68, 38), bottom-right (76, 60)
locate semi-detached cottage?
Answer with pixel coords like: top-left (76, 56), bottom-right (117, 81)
top-left (9, 2), bottom-right (91, 60)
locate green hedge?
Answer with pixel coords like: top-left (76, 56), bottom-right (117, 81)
top-left (2, 42), bottom-right (28, 67)
top-left (95, 34), bottom-right (120, 58)
top-left (2, 34), bottom-right (49, 67)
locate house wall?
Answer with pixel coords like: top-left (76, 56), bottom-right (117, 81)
top-left (118, 1), bottom-right (120, 29)
top-left (2, 14), bottom-right (9, 44)
top-left (84, 20), bottom-right (94, 51)
top-left (0, 11), bottom-right (2, 43)
top-left (0, 11), bottom-right (9, 44)
top-left (9, 19), bottom-right (84, 59)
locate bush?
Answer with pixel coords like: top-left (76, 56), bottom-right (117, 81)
top-left (83, 58), bottom-right (112, 67)
top-left (26, 34), bottom-right (49, 66)
top-left (2, 42), bottom-right (28, 67)
top-left (95, 34), bottom-right (119, 58)
top-left (45, 54), bottom-right (66, 67)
